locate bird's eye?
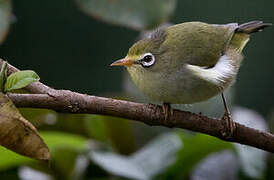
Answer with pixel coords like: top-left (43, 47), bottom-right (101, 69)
top-left (143, 54), bottom-right (152, 62)
top-left (140, 52), bottom-right (155, 68)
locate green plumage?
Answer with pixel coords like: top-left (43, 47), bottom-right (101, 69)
top-left (123, 21), bottom-right (271, 104)
top-left (163, 22), bottom-right (237, 67)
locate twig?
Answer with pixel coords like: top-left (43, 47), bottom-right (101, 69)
top-left (3, 59), bottom-right (55, 94)
top-left (1, 59), bottom-right (274, 153)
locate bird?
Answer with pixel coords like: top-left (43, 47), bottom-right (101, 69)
top-left (110, 21), bottom-right (271, 138)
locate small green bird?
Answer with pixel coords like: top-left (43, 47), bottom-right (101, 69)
top-left (111, 21), bottom-right (271, 137)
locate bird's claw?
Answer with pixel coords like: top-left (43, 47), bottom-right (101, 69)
top-left (221, 111), bottom-right (236, 139)
top-left (162, 103), bottom-right (173, 122)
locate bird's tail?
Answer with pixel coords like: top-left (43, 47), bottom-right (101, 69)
top-left (229, 21), bottom-right (271, 52)
top-left (236, 21), bottom-right (272, 34)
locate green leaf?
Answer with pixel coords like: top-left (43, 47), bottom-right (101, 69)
top-left (89, 133), bottom-right (182, 179)
top-left (4, 70), bottom-right (40, 92)
top-left (41, 131), bottom-right (88, 149)
top-left (85, 115), bottom-right (108, 142)
top-left (76, 0), bottom-right (177, 30)
top-left (158, 132), bottom-right (234, 179)
top-left (0, 131), bottom-right (88, 171)
top-left (101, 115), bottom-right (136, 155)
top-left (85, 114), bottom-right (136, 154)
top-left (0, 0), bottom-right (11, 44)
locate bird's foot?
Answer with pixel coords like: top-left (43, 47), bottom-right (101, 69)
top-left (221, 111), bottom-right (236, 139)
top-left (162, 103), bottom-right (173, 122)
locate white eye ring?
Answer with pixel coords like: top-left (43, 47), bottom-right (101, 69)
top-left (140, 52), bottom-right (155, 68)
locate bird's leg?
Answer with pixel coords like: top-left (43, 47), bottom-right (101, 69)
top-left (162, 102), bottom-right (173, 121)
top-left (221, 93), bottom-right (236, 138)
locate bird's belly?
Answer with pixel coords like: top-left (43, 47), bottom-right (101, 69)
top-left (129, 67), bottom-right (225, 104)
top-left (141, 79), bottom-right (222, 104)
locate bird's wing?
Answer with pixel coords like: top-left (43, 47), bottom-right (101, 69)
top-left (162, 22), bottom-right (238, 67)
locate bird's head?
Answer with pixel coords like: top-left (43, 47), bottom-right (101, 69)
top-left (110, 28), bottom-right (168, 71)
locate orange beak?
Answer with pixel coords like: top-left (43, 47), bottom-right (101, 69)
top-left (110, 58), bottom-right (134, 67)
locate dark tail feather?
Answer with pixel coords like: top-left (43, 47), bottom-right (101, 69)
top-left (236, 21), bottom-right (272, 34)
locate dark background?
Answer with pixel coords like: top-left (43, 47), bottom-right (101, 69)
top-left (0, 1), bottom-right (273, 179)
top-left (0, 0), bottom-right (273, 116)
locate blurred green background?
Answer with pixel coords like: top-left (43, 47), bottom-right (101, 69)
top-left (0, 0), bottom-right (273, 115)
top-left (0, 0), bottom-right (273, 179)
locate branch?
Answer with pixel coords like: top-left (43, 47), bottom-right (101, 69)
top-left (1, 59), bottom-right (274, 153)
top-left (5, 60), bottom-right (54, 94)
